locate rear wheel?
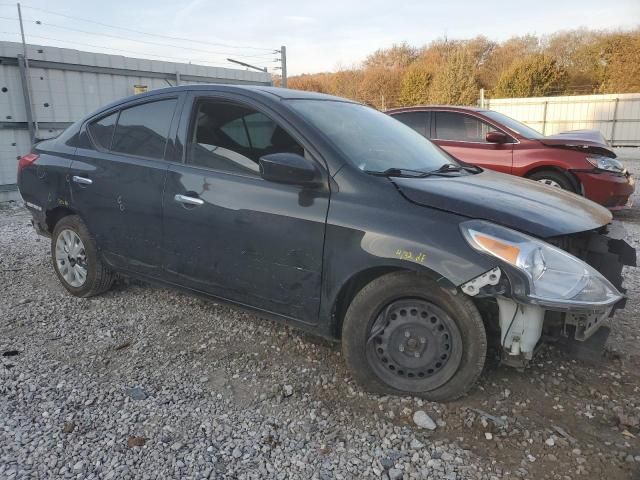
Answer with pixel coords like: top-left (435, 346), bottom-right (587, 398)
top-left (528, 169), bottom-right (576, 192)
top-left (341, 271), bottom-right (486, 401)
top-left (51, 215), bottom-right (114, 297)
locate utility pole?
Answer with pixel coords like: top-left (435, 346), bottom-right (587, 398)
top-left (17, 2), bottom-right (38, 141)
top-left (280, 45), bottom-right (287, 88)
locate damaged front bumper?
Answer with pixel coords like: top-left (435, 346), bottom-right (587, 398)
top-left (461, 227), bottom-right (636, 365)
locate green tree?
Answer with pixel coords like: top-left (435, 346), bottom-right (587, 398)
top-left (478, 35), bottom-right (539, 89)
top-left (360, 66), bottom-right (404, 109)
top-left (542, 29), bottom-right (604, 93)
top-left (427, 47), bottom-right (479, 105)
top-left (599, 32), bottom-right (640, 93)
top-left (285, 28), bottom-right (640, 105)
top-left (288, 74), bottom-right (328, 93)
top-left (364, 43), bottom-right (418, 69)
top-left (493, 54), bottom-right (568, 97)
top-left (399, 62), bottom-right (433, 105)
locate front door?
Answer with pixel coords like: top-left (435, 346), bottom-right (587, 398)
top-left (68, 96), bottom-right (180, 276)
top-left (162, 95), bottom-right (330, 324)
top-left (432, 111), bottom-right (514, 174)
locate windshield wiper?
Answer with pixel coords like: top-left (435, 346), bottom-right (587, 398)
top-left (430, 163), bottom-right (482, 174)
top-left (364, 168), bottom-right (431, 178)
top-left (366, 164), bottom-right (482, 178)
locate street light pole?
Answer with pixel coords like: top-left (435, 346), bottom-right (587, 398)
top-left (226, 58), bottom-right (267, 72)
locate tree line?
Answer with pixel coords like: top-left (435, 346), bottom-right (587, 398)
top-left (283, 29), bottom-right (640, 109)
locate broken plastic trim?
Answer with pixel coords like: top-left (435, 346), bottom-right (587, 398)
top-left (460, 267), bottom-right (501, 296)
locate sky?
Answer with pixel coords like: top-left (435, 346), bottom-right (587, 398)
top-left (1, 0), bottom-right (638, 75)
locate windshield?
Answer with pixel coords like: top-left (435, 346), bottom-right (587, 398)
top-left (482, 110), bottom-right (544, 139)
top-left (287, 100), bottom-right (456, 173)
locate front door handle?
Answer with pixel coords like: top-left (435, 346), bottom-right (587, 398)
top-left (174, 194), bottom-right (204, 206)
top-left (72, 175), bottom-right (93, 185)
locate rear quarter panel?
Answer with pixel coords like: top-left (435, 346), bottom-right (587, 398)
top-left (18, 138), bottom-right (75, 221)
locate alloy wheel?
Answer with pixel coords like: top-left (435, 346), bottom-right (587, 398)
top-left (55, 229), bottom-right (88, 287)
top-left (537, 178), bottom-right (562, 188)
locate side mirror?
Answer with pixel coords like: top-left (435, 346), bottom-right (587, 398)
top-left (486, 131), bottom-right (508, 144)
top-left (259, 153), bottom-right (321, 187)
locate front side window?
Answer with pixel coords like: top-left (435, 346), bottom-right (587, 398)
top-left (188, 100), bottom-right (304, 175)
top-left (87, 112), bottom-right (118, 150)
top-left (435, 112), bottom-right (493, 143)
top-left (287, 100), bottom-right (454, 173)
top-left (111, 99), bottom-right (177, 159)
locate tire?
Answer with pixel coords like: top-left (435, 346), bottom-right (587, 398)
top-left (341, 271), bottom-right (486, 401)
top-left (51, 215), bottom-right (114, 297)
top-left (527, 169), bottom-right (576, 192)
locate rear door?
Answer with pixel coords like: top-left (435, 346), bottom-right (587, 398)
top-left (432, 111), bottom-right (514, 174)
top-left (68, 95), bottom-right (182, 277)
top-left (162, 93), bottom-right (330, 324)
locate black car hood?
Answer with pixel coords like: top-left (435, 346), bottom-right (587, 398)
top-left (540, 129), bottom-right (615, 158)
top-left (393, 170), bottom-right (612, 238)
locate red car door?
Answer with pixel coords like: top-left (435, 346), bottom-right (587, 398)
top-left (432, 111), bottom-right (514, 174)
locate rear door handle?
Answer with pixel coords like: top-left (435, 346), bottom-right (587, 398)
top-left (174, 194), bottom-right (204, 206)
top-left (72, 175), bottom-right (93, 185)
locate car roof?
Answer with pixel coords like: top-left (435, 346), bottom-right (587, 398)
top-left (89, 84), bottom-right (358, 120)
top-left (120, 84), bottom-right (355, 105)
top-left (386, 105), bottom-right (489, 114)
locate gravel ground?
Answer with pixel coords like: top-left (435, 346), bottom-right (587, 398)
top-left (2, 154), bottom-right (640, 479)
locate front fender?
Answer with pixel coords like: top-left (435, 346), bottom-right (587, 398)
top-left (318, 175), bottom-right (497, 337)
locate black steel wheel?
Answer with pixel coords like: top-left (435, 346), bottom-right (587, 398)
top-left (342, 271), bottom-right (487, 401)
top-left (366, 299), bottom-right (463, 393)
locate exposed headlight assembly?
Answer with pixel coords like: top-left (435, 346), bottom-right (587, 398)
top-left (586, 154), bottom-right (625, 174)
top-left (461, 220), bottom-right (622, 308)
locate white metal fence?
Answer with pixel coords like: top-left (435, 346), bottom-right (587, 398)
top-left (0, 40), bottom-right (272, 190)
top-left (483, 93), bottom-right (640, 147)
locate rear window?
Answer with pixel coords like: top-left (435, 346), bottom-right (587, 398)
top-left (392, 112), bottom-right (429, 137)
top-left (87, 112), bottom-right (117, 150)
top-left (111, 99), bottom-right (177, 160)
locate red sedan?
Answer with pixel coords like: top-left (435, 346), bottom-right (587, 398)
top-left (387, 106), bottom-right (635, 209)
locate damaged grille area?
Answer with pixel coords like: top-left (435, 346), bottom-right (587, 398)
top-left (547, 227), bottom-right (637, 312)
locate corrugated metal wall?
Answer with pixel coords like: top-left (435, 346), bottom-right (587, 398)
top-left (0, 40), bottom-right (272, 189)
top-left (484, 93), bottom-right (640, 147)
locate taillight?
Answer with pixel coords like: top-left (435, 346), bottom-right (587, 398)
top-left (18, 153), bottom-right (39, 172)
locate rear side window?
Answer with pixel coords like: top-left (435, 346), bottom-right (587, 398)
top-left (88, 112), bottom-right (118, 150)
top-left (111, 99), bottom-right (177, 159)
top-left (392, 112), bottom-right (429, 137)
top-left (435, 112), bottom-right (491, 143)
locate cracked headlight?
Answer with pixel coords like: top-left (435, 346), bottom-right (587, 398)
top-left (586, 154), bottom-right (625, 174)
top-left (461, 220), bottom-right (622, 307)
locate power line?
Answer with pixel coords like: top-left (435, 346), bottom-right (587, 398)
top-left (20, 4), bottom-right (278, 53)
top-left (27, 19), bottom-right (277, 61)
top-left (0, 13), bottom-right (277, 70)
top-left (0, 30), bottom-right (238, 68)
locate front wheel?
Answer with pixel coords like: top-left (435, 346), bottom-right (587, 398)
top-left (51, 215), bottom-right (114, 297)
top-left (341, 271), bottom-right (486, 401)
top-left (527, 169), bottom-right (576, 192)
